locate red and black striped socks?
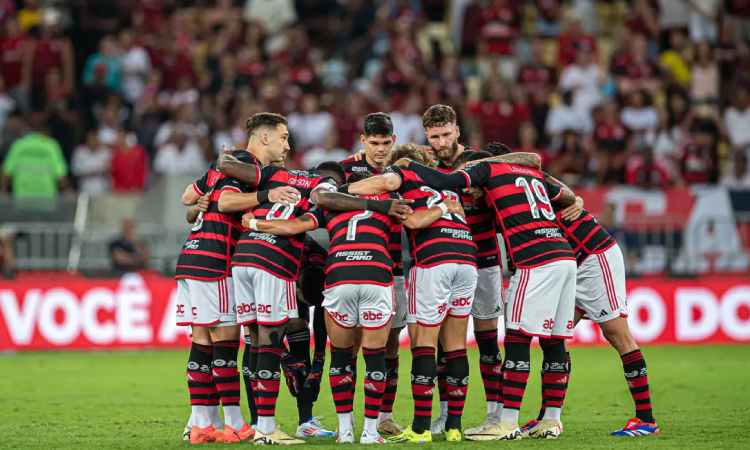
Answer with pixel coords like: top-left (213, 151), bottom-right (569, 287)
top-left (363, 347), bottom-right (387, 435)
top-left (411, 347), bottom-right (437, 434)
top-left (187, 342), bottom-right (213, 428)
top-left (621, 349), bottom-right (655, 423)
top-left (212, 340), bottom-right (245, 430)
top-left (475, 329), bottom-right (502, 416)
top-left (330, 346), bottom-right (355, 433)
top-left (436, 343), bottom-right (448, 418)
top-left (500, 330), bottom-right (532, 422)
top-left (379, 357), bottom-right (399, 423)
top-left (444, 349), bottom-right (469, 431)
top-left (256, 345), bottom-right (284, 434)
top-left (539, 338), bottom-right (569, 420)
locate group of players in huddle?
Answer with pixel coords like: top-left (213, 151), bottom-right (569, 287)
top-left (176, 104), bottom-right (660, 445)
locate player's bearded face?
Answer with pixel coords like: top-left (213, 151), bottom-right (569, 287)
top-left (426, 124), bottom-right (460, 161)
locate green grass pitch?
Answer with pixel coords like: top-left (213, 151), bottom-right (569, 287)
top-left (2, 345), bottom-right (749, 449)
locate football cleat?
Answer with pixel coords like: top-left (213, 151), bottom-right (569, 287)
top-left (463, 420), bottom-right (521, 441)
top-left (387, 426), bottom-right (432, 443)
top-left (610, 418), bottom-right (660, 436)
top-left (224, 423), bottom-right (256, 443)
top-left (377, 418), bottom-right (404, 436)
top-left (464, 415), bottom-right (499, 436)
top-left (254, 428), bottom-right (305, 445)
top-left (296, 416), bottom-right (336, 438)
top-left (429, 416), bottom-right (446, 435)
top-left (337, 429), bottom-right (355, 444)
top-left (444, 429), bottom-right (461, 442)
top-left (182, 426), bottom-right (191, 441)
top-left (528, 419), bottom-right (563, 439)
top-left (360, 429), bottom-right (387, 444)
top-left (189, 424), bottom-right (224, 444)
top-left (519, 419), bottom-right (540, 438)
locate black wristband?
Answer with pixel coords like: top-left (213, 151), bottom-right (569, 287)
top-left (338, 184), bottom-right (350, 194)
top-left (257, 190), bottom-right (270, 204)
top-left (366, 199), bottom-right (392, 215)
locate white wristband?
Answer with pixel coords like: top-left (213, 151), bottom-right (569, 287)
top-left (249, 219), bottom-right (259, 231)
top-left (437, 202), bottom-right (449, 215)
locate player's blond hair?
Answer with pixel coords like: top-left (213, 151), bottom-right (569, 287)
top-left (385, 144), bottom-right (438, 168)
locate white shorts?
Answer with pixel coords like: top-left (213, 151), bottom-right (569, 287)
top-left (392, 275), bottom-right (408, 329)
top-left (323, 283), bottom-right (394, 329)
top-left (504, 259), bottom-right (577, 339)
top-left (176, 277), bottom-right (235, 327)
top-left (407, 263), bottom-right (478, 326)
top-left (472, 266), bottom-right (504, 320)
top-left (232, 266), bottom-right (298, 326)
top-left (575, 244), bottom-right (628, 323)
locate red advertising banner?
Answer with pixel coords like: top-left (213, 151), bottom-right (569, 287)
top-left (0, 274), bottom-right (749, 351)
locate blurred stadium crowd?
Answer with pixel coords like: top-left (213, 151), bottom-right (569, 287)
top-left (1, 0), bottom-right (750, 199)
top-left (0, 0), bottom-right (749, 278)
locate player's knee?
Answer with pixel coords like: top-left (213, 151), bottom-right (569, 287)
top-left (385, 328), bottom-right (402, 357)
top-left (287, 318), bottom-right (308, 334)
top-left (601, 320), bottom-right (638, 354)
top-left (209, 324), bottom-right (240, 342)
top-left (472, 317), bottom-right (498, 331)
top-left (258, 324), bottom-right (287, 347)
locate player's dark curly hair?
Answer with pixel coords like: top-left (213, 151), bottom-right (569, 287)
top-left (347, 171), bottom-right (373, 183)
top-left (245, 113), bottom-right (288, 138)
top-left (422, 104), bottom-right (457, 129)
top-left (364, 113), bottom-right (393, 137)
top-left (452, 150), bottom-right (493, 169)
top-left (482, 141), bottom-right (512, 156)
top-left (385, 143), bottom-right (438, 168)
top-left (315, 161), bottom-right (346, 186)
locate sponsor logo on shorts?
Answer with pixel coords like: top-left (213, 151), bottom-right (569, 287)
top-left (452, 297), bottom-right (472, 307)
top-left (238, 302), bottom-right (256, 315)
top-left (362, 311), bottom-right (384, 322)
top-left (176, 304), bottom-right (186, 315)
top-left (329, 311), bottom-right (349, 323)
top-left (543, 319), bottom-right (555, 330)
top-left (257, 304), bottom-right (272, 314)
top-left (437, 302), bottom-right (449, 316)
top-left (599, 310), bottom-right (608, 317)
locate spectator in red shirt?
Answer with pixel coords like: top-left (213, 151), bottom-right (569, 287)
top-left (24, 13), bottom-right (74, 97)
top-left (111, 131), bottom-right (148, 193)
top-left (460, 0), bottom-right (484, 58)
top-left (595, 101), bottom-right (634, 184)
top-left (675, 120), bottom-right (720, 185)
top-left (478, 0), bottom-right (520, 80)
top-left (557, 14), bottom-right (597, 67)
top-left (1, 18), bottom-right (31, 112)
top-left (467, 79), bottom-right (530, 147)
top-left (625, 0), bottom-right (660, 51)
top-left (517, 40), bottom-right (556, 135)
top-left (625, 147), bottom-right (672, 188)
top-left (148, 35), bottom-right (195, 90)
top-left (611, 33), bottom-right (662, 97)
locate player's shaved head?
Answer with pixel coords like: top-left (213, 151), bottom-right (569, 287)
top-left (315, 161), bottom-right (346, 186)
top-left (245, 113), bottom-right (288, 137)
top-left (385, 143), bottom-right (438, 168)
top-left (347, 171), bottom-right (373, 183)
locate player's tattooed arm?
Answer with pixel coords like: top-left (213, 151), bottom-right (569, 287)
top-left (243, 213), bottom-right (317, 236)
top-left (311, 190), bottom-right (413, 220)
top-left (467, 152), bottom-right (542, 169)
top-left (345, 172), bottom-right (402, 195)
top-left (400, 198), bottom-right (465, 229)
top-left (186, 194), bottom-right (210, 223)
top-left (545, 174), bottom-right (584, 221)
top-left (218, 186), bottom-right (301, 213)
top-left (216, 152), bottom-right (260, 185)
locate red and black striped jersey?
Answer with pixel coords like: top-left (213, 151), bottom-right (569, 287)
top-left (229, 166), bottom-right (337, 281)
top-left (554, 207), bottom-right (617, 266)
top-left (308, 191), bottom-right (398, 288)
top-left (460, 162), bottom-right (574, 269)
top-left (385, 165), bottom-right (477, 268)
top-left (341, 157), bottom-right (405, 277)
top-left (463, 193), bottom-right (501, 269)
top-left (340, 156), bottom-right (384, 180)
top-left (175, 150), bottom-right (261, 280)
